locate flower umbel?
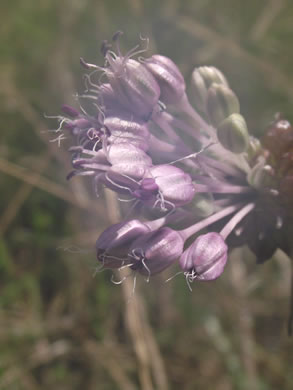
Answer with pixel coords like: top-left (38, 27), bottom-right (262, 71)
top-left (51, 32), bottom-right (293, 332)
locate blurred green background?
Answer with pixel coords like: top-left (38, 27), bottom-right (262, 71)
top-left (1, 0), bottom-right (293, 389)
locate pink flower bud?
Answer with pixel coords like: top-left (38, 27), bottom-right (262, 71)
top-left (129, 227), bottom-right (184, 276)
top-left (96, 220), bottom-right (151, 268)
top-left (179, 233), bottom-right (228, 281)
top-left (144, 55), bottom-right (185, 105)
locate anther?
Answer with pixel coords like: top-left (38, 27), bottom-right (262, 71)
top-left (101, 40), bottom-right (112, 57)
top-left (112, 30), bottom-right (124, 41)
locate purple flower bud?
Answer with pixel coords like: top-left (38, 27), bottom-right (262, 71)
top-left (144, 54), bottom-right (185, 105)
top-left (144, 165), bottom-right (196, 208)
top-left (179, 232), bottom-right (228, 281)
top-left (108, 144), bottom-right (152, 179)
top-left (106, 57), bottom-right (160, 120)
top-left (96, 220), bottom-right (151, 268)
top-left (129, 227), bottom-right (184, 276)
top-left (104, 111), bottom-right (150, 151)
top-left (98, 83), bottom-right (122, 113)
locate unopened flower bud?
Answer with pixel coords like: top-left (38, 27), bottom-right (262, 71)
top-left (217, 113), bottom-right (249, 154)
top-left (129, 227), bottom-right (184, 276)
top-left (98, 83), bottom-right (121, 112)
top-left (144, 54), bottom-right (185, 105)
top-left (247, 136), bottom-right (262, 160)
top-left (104, 111), bottom-right (150, 152)
top-left (206, 84), bottom-right (240, 127)
top-left (144, 165), bottom-right (196, 208)
top-left (191, 66), bottom-right (228, 112)
top-left (108, 144), bottom-right (152, 179)
top-left (247, 159), bottom-right (275, 189)
top-left (96, 220), bottom-right (151, 268)
top-left (106, 58), bottom-right (160, 120)
top-left (179, 232), bottom-right (228, 281)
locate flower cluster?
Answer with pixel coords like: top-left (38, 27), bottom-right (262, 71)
top-left (54, 32), bottom-right (293, 292)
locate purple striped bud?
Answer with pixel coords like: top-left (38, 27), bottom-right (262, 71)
top-left (98, 83), bottom-right (122, 113)
top-left (108, 144), bottom-right (152, 179)
top-left (96, 220), bottom-right (151, 268)
top-left (179, 232), bottom-right (228, 281)
top-left (105, 57), bottom-right (160, 120)
top-left (144, 165), bottom-right (196, 208)
top-left (144, 55), bottom-right (185, 105)
top-left (129, 227), bottom-right (184, 276)
top-left (104, 111), bottom-right (150, 151)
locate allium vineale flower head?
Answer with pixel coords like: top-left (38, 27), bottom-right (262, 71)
top-left (50, 32), bottom-right (293, 333)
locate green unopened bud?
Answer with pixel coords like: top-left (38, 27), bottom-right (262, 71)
top-left (247, 158), bottom-right (275, 189)
top-left (207, 84), bottom-right (240, 127)
top-left (247, 136), bottom-right (262, 160)
top-left (217, 113), bottom-right (249, 154)
top-left (191, 66), bottom-right (228, 112)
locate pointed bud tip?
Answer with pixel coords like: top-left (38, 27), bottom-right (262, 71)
top-left (207, 84), bottom-right (240, 127)
top-left (217, 113), bottom-right (249, 154)
top-left (190, 66), bottom-right (228, 113)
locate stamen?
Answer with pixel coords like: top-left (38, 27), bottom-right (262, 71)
top-left (169, 141), bottom-right (215, 165)
top-left (184, 272), bottom-right (193, 291)
top-left (66, 170), bottom-right (96, 180)
top-left (80, 57), bottom-right (100, 70)
top-left (111, 273), bottom-right (127, 285)
top-left (49, 133), bottom-right (67, 147)
top-left (104, 172), bottom-right (136, 194)
top-left (112, 31), bottom-right (123, 58)
top-left (141, 258), bottom-right (151, 282)
top-left (165, 271), bottom-right (183, 283)
top-left (101, 40), bottom-right (112, 57)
